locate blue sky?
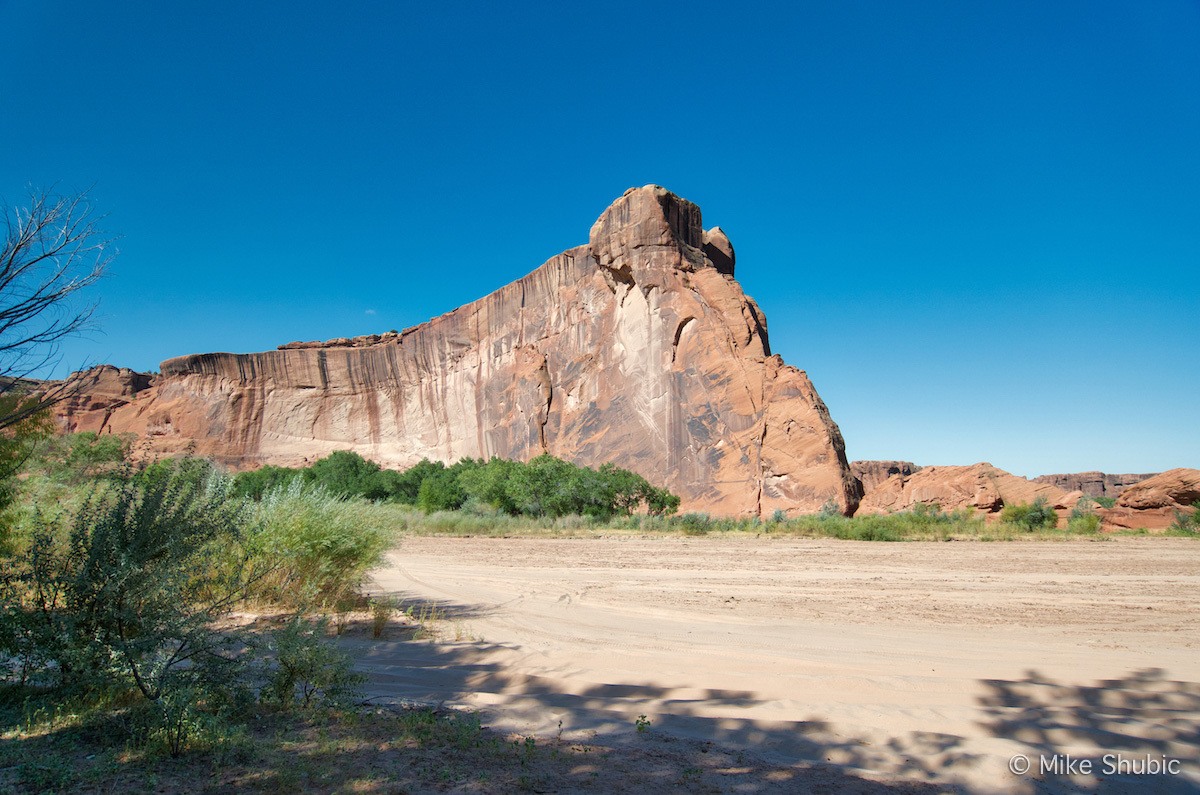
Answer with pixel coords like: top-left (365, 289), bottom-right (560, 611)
top-left (1, 1), bottom-right (1196, 477)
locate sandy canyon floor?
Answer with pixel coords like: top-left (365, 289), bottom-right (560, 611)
top-left (351, 537), bottom-right (1200, 793)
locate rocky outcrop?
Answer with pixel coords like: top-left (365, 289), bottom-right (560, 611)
top-left (54, 365), bottom-right (153, 435)
top-left (857, 463), bottom-right (1078, 516)
top-left (1099, 468), bottom-right (1200, 531)
top-left (851, 460), bottom-right (922, 495)
top-left (1114, 468), bottom-right (1200, 509)
top-left (1032, 471), bottom-right (1157, 499)
top-left (57, 186), bottom-right (859, 516)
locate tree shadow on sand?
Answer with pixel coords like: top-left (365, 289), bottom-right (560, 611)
top-left (339, 592), bottom-right (977, 792)
top-left (977, 668), bottom-right (1200, 793)
top-left (339, 593), bottom-right (1200, 792)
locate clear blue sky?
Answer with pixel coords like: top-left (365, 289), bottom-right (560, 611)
top-left (2, 1), bottom-right (1196, 477)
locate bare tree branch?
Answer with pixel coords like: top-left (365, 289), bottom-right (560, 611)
top-left (0, 187), bottom-right (116, 429)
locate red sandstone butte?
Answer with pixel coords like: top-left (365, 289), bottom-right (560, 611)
top-left (52, 186), bottom-right (861, 517)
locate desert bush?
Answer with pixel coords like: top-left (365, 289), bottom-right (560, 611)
top-left (458, 457), bottom-right (520, 514)
top-left (676, 513), bottom-right (713, 535)
top-left (263, 616), bottom-right (364, 709)
top-left (999, 497), bottom-right (1059, 531)
top-left (390, 458), bottom-right (448, 504)
top-left (1066, 497), bottom-right (1101, 534)
top-left (0, 400), bottom-right (55, 546)
top-left (1168, 504), bottom-right (1199, 534)
top-left (819, 499), bottom-right (842, 517)
top-left (0, 459), bottom-right (260, 712)
top-left (0, 453), bottom-right (393, 763)
top-left (1066, 513), bottom-right (1101, 533)
top-left (302, 450), bottom-right (383, 499)
top-left (61, 431), bottom-right (133, 480)
top-left (250, 480), bottom-right (391, 607)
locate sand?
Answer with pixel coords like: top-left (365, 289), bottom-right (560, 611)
top-left (351, 537), bottom-right (1200, 792)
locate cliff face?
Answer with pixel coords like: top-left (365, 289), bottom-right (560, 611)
top-left (68, 186), bottom-right (859, 516)
top-left (1031, 471), bottom-right (1158, 499)
top-left (851, 460), bottom-right (922, 495)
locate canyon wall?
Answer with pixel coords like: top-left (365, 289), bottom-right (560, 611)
top-left (60, 186), bottom-right (860, 516)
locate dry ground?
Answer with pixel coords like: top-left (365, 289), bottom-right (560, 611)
top-left (351, 536), bottom-right (1200, 793)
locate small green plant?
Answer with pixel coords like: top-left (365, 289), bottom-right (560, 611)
top-left (264, 616), bottom-right (365, 709)
top-left (1066, 512), bottom-right (1101, 534)
top-left (404, 602), bottom-right (445, 640)
top-left (370, 597), bottom-right (396, 638)
top-left (250, 480), bottom-right (391, 608)
top-left (634, 714), bottom-right (651, 733)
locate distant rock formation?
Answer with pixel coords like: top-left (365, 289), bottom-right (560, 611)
top-left (851, 460), bottom-right (922, 495)
top-left (1100, 468), bottom-right (1200, 530)
top-left (1032, 471), bottom-right (1157, 499)
top-left (52, 186), bottom-right (860, 516)
top-left (857, 463), bottom-right (1078, 516)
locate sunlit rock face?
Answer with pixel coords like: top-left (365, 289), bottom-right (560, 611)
top-left (57, 186), bottom-right (860, 516)
top-left (856, 463), bottom-right (1079, 516)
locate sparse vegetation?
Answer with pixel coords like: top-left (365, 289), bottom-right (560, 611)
top-left (999, 497), bottom-right (1059, 532)
top-left (1066, 497), bottom-right (1101, 534)
top-left (1168, 502), bottom-right (1200, 534)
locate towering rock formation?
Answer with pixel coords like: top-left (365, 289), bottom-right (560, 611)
top-left (57, 186), bottom-right (860, 516)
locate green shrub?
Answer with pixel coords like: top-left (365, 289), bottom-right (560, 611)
top-left (1066, 513), bottom-right (1101, 533)
top-left (1168, 505), bottom-right (1198, 534)
top-left (250, 481), bottom-right (391, 607)
top-left (677, 513), bottom-right (712, 535)
top-left (62, 431), bottom-right (133, 480)
top-left (302, 450), bottom-right (385, 499)
top-left (263, 616), bottom-right (364, 709)
top-left (390, 459), bottom-right (447, 504)
top-left (0, 401), bottom-right (54, 548)
top-left (1067, 498), bottom-right (1102, 534)
top-left (458, 457), bottom-right (520, 514)
top-left (999, 497), bottom-right (1059, 531)
top-left (232, 464), bottom-right (301, 500)
top-left (0, 458), bottom-right (258, 703)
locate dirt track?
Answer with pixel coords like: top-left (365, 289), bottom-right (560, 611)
top-left (352, 537), bottom-right (1200, 792)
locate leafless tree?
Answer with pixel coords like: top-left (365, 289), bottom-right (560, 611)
top-left (0, 188), bottom-right (115, 429)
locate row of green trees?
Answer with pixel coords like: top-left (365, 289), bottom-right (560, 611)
top-left (233, 451), bottom-right (681, 519)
